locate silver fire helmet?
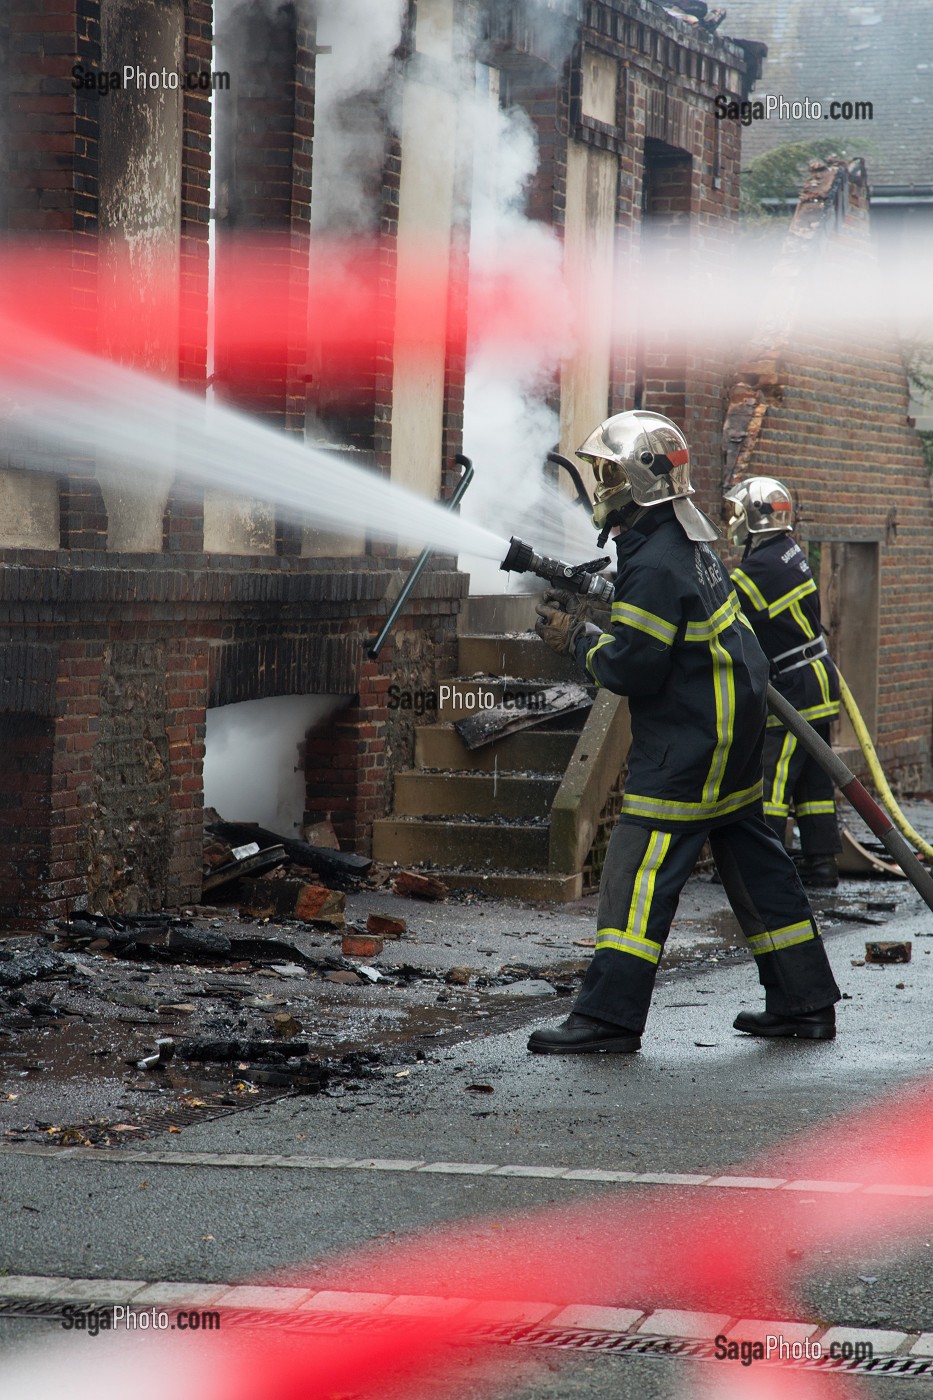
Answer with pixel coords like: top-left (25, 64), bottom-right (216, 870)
top-left (722, 476), bottom-right (795, 546)
top-left (576, 410), bottom-right (719, 542)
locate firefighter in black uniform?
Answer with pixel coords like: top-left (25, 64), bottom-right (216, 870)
top-left (723, 477), bottom-right (842, 888)
top-left (528, 412), bottom-right (840, 1054)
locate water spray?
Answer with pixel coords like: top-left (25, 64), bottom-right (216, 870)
top-left (502, 535), bottom-right (933, 913)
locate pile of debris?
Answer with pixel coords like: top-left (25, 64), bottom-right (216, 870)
top-left (201, 810), bottom-right (373, 927)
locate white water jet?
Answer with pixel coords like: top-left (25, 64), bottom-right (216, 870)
top-left (0, 327), bottom-right (509, 564)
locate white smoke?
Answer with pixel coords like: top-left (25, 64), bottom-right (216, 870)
top-left (310, 0), bottom-right (406, 231)
top-left (204, 695), bottom-right (345, 836)
top-left (459, 77), bottom-right (579, 593)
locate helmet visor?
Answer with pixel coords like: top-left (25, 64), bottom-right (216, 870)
top-left (590, 456), bottom-right (633, 527)
top-left (723, 496), bottom-right (748, 545)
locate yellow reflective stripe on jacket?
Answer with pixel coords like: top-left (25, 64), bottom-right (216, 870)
top-left (621, 780), bottom-right (762, 823)
top-left (766, 578), bottom-right (817, 618)
top-left (789, 598), bottom-right (816, 641)
top-left (812, 658), bottom-right (832, 707)
top-left (747, 920), bottom-right (816, 957)
top-left (684, 592), bottom-right (741, 642)
top-left (610, 602), bottom-right (677, 645)
top-left (584, 632), bottom-right (614, 684)
top-left (796, 799), bottom-right (837, 817)
top-left (732, 568), bottom-right (768, 612)
top-left (800, 698), bottom-right (840, 721)
top-left (597, 832), bottom-right (671, 963)
top-left (701, 633), bottom-right (736, 804)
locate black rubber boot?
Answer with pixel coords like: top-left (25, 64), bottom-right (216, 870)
top-left (527, 1012), bottom-right (641, 1055)
top-left (798, 856), bottom-right (839, 889)
top-left (733, 1006), bottom-right (836, 1040)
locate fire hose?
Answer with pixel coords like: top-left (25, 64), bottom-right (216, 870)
top-left (500, 535), bottom-right (933, 914)
top-left (836, 671), bottom-right (933, 863)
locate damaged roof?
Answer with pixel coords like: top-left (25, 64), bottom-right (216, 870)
top-left (720, 0), bottom-right (933, 188)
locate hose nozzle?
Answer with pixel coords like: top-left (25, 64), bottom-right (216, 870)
top-left (499, 536), bottom-right (614, 605)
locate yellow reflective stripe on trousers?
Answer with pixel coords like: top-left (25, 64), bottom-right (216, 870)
top-left (596, 831), bottom-right (669, 963)
top-left (684, 592), bottom-right (741, 643)
top-left (610, 602), bottom-right (677, 645)
top-left (767, 729), bottom-right (796, 814)
top-left (620, 780), bottom-right (762, 822)
top-left (796, 800), bottom-right (836, 817)
top-left (584, 632), bottom-right (614, 684)
top-left (747, 920), bottom-right (816, 956)
top-left (766, 698), bottom-right (840, 728)
top-left (701, 634), bottom-right (735, 804)
top-left (732, 569), bottom-right (768, 613)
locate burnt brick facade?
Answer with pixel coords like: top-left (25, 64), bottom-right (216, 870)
top-left (0, 0), bottom-right (466, 925)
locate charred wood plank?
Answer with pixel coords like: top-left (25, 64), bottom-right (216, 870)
top-left (453, 682), bottom-right (591, 750)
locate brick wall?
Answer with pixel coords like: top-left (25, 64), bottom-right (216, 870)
top-left (724, 160), bottom-right (933, 787)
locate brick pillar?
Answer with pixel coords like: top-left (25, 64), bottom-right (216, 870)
top-left (49, 642), bottom-right (105, 919)
top-left (164, 0), bottom-right (213, 553)
top-left (164, 638), bottom-right (208, 907)
top-left (303, 654), bottom-right (390, 855)
top-left (4, 1), bottom-right (108, 547)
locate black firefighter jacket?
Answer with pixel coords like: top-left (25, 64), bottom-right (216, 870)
top-left (730, 532), bottom-right (840, 731)
top-left (571, 503), bottom-right (771, 833)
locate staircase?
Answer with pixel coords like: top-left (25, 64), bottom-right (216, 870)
top-left (372, 597), bottom-right (631, 901)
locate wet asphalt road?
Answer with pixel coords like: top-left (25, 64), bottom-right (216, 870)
top-left (2, 861), bottom-right (933, 1398)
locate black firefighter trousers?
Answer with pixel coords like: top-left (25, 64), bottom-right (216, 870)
top-left (762, 719), bottom-right (842, 858)
top-left (574, 811), bottom-right (841, 1034)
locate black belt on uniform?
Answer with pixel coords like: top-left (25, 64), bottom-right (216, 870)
top-left (771, 636), bottom-right (829, 677)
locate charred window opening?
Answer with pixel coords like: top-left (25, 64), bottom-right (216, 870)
top-left (635, 140), bottom-right (692, 416)
top-left (0, 714), bottom-right (54, 927)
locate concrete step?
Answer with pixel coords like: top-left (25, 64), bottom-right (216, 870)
top-left (393, 771), bottom-right (560, 819)
top-left (459, 594), bottom-right (539, 635)
top-left (415, 726), bottom-right (581, 773)
top-left (372, 818), bottom-right (549, 868)
top-left (432, 679), bottom-right (553, 722)
top-left (458, 634), bottom-right (579, 682)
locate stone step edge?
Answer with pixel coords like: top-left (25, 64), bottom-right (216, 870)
top-left (0, 1274), bottom-right (928, 1359)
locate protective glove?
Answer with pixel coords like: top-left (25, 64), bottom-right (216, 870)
top-left (542, 588), bottom-right (611, 633)
top-left (534, 601), bottom-right (587, 656)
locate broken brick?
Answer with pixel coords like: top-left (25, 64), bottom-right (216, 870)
top-left (342, 932), bottom-right (384, 958)
top-left (392, 870), bottom-right (448, 902)
top-left (366, 913), bottom-right (407, 939)
top-left (865, 940), bottom-right (911, 964)
top-left (242, 878), bottom-right (345, 927)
